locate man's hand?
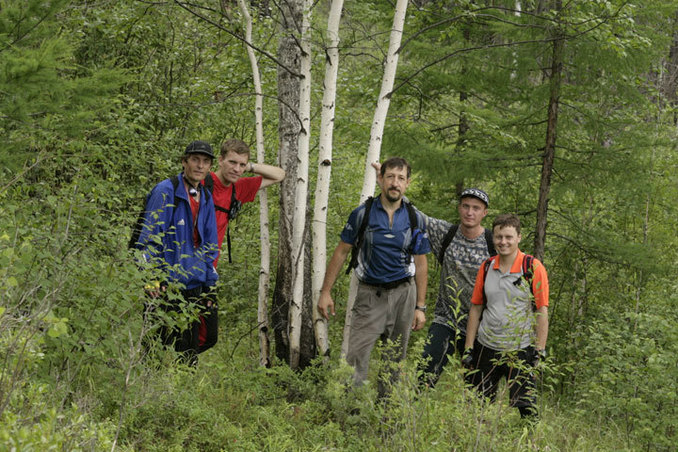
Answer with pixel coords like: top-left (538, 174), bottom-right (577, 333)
top-left (411, 310), bottom-right (426, 331)
top-left (528, 348), bottom-right (546, 367)
top-left (461, 348), bottom-right (475, 369)
top-left (317, 291), bottom-right (335, 320)
top-left (144, 281), bottom-right (166, 299)
top-left (371, 161), bottom-right (381, 175)
top-left (203, 287), bottom-right (218, 309)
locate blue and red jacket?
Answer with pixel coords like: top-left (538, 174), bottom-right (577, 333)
top-left (135, 172), bottom-right (219, 290)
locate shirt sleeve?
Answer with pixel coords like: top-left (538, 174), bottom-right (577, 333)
top-left (235, 176), bottom-right (263, 204)
top-left (532, 259), bottom-right (549, 309)
top-left (411, 210), bottom-right (431, 255)
top-left (339, 205), bottom-right (363, 245)
top-left (423, 215), bottom-right (452, 257)
top-left (470, 259), bottom-right (490, 305)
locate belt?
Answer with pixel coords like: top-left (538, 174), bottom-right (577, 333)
top-left (362, 276), bottom-right (412, 291)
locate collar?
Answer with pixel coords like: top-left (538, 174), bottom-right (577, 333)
top-left (177, 172), bottom-right (206, 201)
top-left (492, 249), bottom-right (525, 273)
top-left (375, 194), bottom-right (407, 212)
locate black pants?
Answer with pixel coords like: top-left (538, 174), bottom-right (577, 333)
top-left (419, 322), bottom-right (482, 388)
top-left (419, 322), bottom-right (464, 387)
top-left (471, 344), bottom-right (537, 415)
top-left (147, 285), bottom-right (218, 363)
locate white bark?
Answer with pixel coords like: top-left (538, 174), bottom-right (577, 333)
top-left (238, 0), bottom-right (271, 367)
top-left (312, 0), bottom-right (344, 359)
top-left (289, 0), bottom-right (313, 369)
top-left (341, 0), bottom-right (409, 357)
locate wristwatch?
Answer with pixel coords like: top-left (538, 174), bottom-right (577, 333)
top-left (415, 305), bottom-right (426, 312)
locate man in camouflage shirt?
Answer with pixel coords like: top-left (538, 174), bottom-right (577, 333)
top-left (419, 188), bottom-right (495, 388)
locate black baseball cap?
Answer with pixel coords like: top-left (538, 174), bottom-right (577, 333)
top-left (460, 188), bottom-right (489, 207)
top-left (184, 140), bottom-right (215, 159)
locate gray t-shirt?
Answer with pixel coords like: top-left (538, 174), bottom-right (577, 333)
top-left (425, 216), bottom-right (491, 334)
top-left (477, 263), bottom-right (535, 351)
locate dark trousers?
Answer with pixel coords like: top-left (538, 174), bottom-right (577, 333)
top-left (197, 302), bottom-right (218, 354)
top-left (146, 285), bottom-right (218, 363)
top-left (419, 322), bottom-right (480, 388)
top-left (471, 344), bottom-right (537, 415)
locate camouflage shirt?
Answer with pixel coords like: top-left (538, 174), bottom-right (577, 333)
top-left (425, 216), bottom-right (492, 335)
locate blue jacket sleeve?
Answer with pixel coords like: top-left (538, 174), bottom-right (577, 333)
top-left (137, 181), bottom-right (175, 264)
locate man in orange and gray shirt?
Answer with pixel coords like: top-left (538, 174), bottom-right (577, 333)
top-left (463, 213), bottom-right (549, 420)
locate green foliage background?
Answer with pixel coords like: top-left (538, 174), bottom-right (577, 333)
top-left (1, 0), bottom-right (676, 450)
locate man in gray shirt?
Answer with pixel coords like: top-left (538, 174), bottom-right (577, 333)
top-left (419, 188), bottom-right (495, 388)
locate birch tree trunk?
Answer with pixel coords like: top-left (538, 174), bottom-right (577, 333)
top-left (341, 0), bottom-right (410, 356)
top-left (312, 0), bottom-right (344, 358)
top-left (237, 0), bottom-right (271, 367)
top-left (534, 0), bottom-right (563, 262)
top-left (273, 0), bottom-right (315, 368)
top-left (288, 0), bottom-right (312, 369)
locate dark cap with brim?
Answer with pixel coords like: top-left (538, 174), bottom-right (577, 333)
top-left (460, 188), bottom-right (489, 207)
top-left (184, 140), bottom-right (214, 159)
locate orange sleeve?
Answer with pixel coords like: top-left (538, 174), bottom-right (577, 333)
top-left (471, 259), bottom-right (489, 305)
top-left (532, 259), bottom-right (549, 309)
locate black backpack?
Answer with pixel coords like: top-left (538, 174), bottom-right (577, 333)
top-left (437, 224), bottom-right (496, 264)
top-left (345, 196), bottom-right (419, 275)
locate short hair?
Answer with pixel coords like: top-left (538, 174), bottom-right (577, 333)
top-left (381, 157), bottom-right (411, 178)
top-left (492, 213), bottom-right (521, 235)
top-left (220, 139), bottom-right (251, 158)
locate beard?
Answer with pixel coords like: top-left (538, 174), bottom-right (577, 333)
top-left (384, 188), bottom-right (402, 203)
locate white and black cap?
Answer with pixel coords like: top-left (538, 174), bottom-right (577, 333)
top-left (460, 188), bottom-right (489, 207)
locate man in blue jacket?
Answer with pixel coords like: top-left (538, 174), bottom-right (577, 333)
top-left (136, 140), bottom-right (219, 363)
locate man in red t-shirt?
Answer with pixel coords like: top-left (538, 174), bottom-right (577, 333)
top-left (208, 139), bottom-right (286, 267)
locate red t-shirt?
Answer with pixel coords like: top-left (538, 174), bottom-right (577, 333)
top-left (188, 194), bottom-right (200, 247)
top-left (208, 172), bottom-right (262, 265)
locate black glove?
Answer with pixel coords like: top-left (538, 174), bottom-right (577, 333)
top-left (528, 348), bottom-right (546, 367)
top-left (461, 348), bottom-right (475, 369)
top-left (202, 286), bottom-right (218, 310)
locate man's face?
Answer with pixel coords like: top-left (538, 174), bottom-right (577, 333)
top-left (182, 154), bottom-right (212, 185)
top-left (378, 165), bottom-right (410, 203)
top-left (458, 196), bottom-right (488, 229)
top-left (218, 150), bottom-right (249, 185)
top-left (493, 225), bottom-right (521, 258)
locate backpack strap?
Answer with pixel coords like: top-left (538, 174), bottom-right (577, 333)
top-left (485, 228), bottom-right (496, 256)
top-left (204, 173), bottom-right (228, 214)
top-left (169, 175), bottom-right (180, 191)
top-left (438, 224), bottom-right (458, 264)
top-left (481, 256), bottom-right (494, 305)
top-left (345, 196), bottom-right (374, 275)
top-left (517, 254), bottom-right (536, 311)
top-left (224, 183), bottom-right (238, 263)
top-left (203, 173), bottom-right (214, 192)
top-left (204, 173), bottom-right (239, 264)
top-left (404, 200), bottom-right (419, 253)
